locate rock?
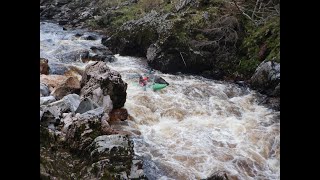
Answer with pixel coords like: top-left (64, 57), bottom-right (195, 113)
top-left (40, 94), bottom-right (80, 127)
top-left (109, 108), bottom-right (128, 122)
top-left (40, 74), bottom-right (69, 90)
top-left (129, 159), bottom-right (147, 179)
top-left (41, 94), bottom-right (81, 123)
top-left (92, 87), bottom-right (113, 114)
top-left (153, 75), bottom-right (169, 85)
top-left (106, 12), bottom-right (242, 79)
top-left (75, 98), bottom-right (99, 114)
top-left (103, 11), bottom-right (161, 57)
top-left (84, 35), bottom-right (97, 40)
top-left (80, 61), bottom-right (127, 108)
top-left (40, 96), bottom-right (56, 105)
top-left (250, 60), bottom-right (280, 96)
top-left (65, 111), bottom-right (103, 153)
top-left (58, 20), bottom-right (68, 25)
top-left (205, 170), bottom-right (229, 180)
top-left (80, 46), bottom-right (115, 63)
top-left (86, 135), bottom-right (134, 178)
top-left (40, 83), bottom-right (50, 97)
top-left (51, 76), bottom-right (81, 100)
top-left (40, 58), bottom-right (50, 75)
top-left (48, 62), bottom-right (69, 75)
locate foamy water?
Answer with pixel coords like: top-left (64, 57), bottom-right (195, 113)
top-left (40, 22), bottom-right (280, 180)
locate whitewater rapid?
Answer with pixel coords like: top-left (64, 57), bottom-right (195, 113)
top-left (40, 22), bottom-right (280, 180)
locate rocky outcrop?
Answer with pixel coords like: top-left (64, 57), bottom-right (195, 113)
top-left (103, 11), bottom-right (164, 57)
top-left (250, 60), bottom-right (280, 97)
top-left (250, 60), bottom-right (280, 110)
top-left (40, 0), bottom-right (97, 28)
top-left (80, 61), bottom-right (127, 109)
top-left (104, 11), bottom-right (243, 79)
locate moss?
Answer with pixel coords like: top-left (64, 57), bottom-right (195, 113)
top-left (236, 16), bottom-right (280, 78)
top-left (110, 5), bottom-right (144, 27)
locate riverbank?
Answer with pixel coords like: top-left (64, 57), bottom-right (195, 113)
top-left (40, 0), bottom-right (280, 110)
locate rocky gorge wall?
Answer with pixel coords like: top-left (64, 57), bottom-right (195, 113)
top-left (40, 0), bottom-right (280, 110)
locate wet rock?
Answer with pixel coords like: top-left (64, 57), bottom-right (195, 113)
top-left (48, 62), bottom-right (69, 75)
top-left (109, 108), bottom-right (128, 122)
top-left (58, 49), bottom-right (90, 63)
top-left (80, 61), bottom-right (127, 108)
top-left (40, 96), bottom-right (56, 105)
top-left (58, 20), bottom-right (68, 25)
top-left (260, 97), bottom-right (280, 111)
top-left (84, 35), bottom-right (97, 40)
top-left (75, 98), bottom-right (99, 114)
top-left (75, 33), bottom-right (83, 37)
top-left (51, 76), bottom-right (81, 99)
top-left (40, 58), bottom-right (50, 75)
top-left (40, 83), bottom-right (50, 97)
top-left (205, 171), bottom-right (229, 180)
top-left (89, 46), bottom-right (114, 62)
top-left (129, 159), bottom-right (147, 179)
top-left (250, 60), bottom-right (280, 96)
top-left (153, 75), bottom-right (169, 85)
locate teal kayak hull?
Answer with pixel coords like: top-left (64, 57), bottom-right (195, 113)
top-left (152, 83), bottom-right (168, 90)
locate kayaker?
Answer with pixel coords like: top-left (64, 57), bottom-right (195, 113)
top-left (139, 75), bottom-right (148, 91)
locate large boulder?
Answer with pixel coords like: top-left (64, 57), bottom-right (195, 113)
top-left (40, 74), bottom-right (69, 91)
top-left (51, 76), bottom-right (81, 99)
top-left (250, 60), bottom-right (280, 96)
top-left (80, 61), bottom-right (127, 108)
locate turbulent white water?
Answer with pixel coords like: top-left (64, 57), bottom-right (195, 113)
top-left (40, 22), bottom-right (280, 180)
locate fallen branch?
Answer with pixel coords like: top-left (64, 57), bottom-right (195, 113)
top-left (179, 52), bottom-right (187, 67)
top-left (231, 0), bottom-right (257, 25)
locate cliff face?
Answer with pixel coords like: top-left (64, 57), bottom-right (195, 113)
top-left (40, 0), bottom-right (279, 101)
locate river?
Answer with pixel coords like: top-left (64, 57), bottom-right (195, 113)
top-left (40, 22), bottom-right (280, 180)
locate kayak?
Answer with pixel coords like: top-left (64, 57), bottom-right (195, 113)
top-left (152, 83), bottom-right (168, 91)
